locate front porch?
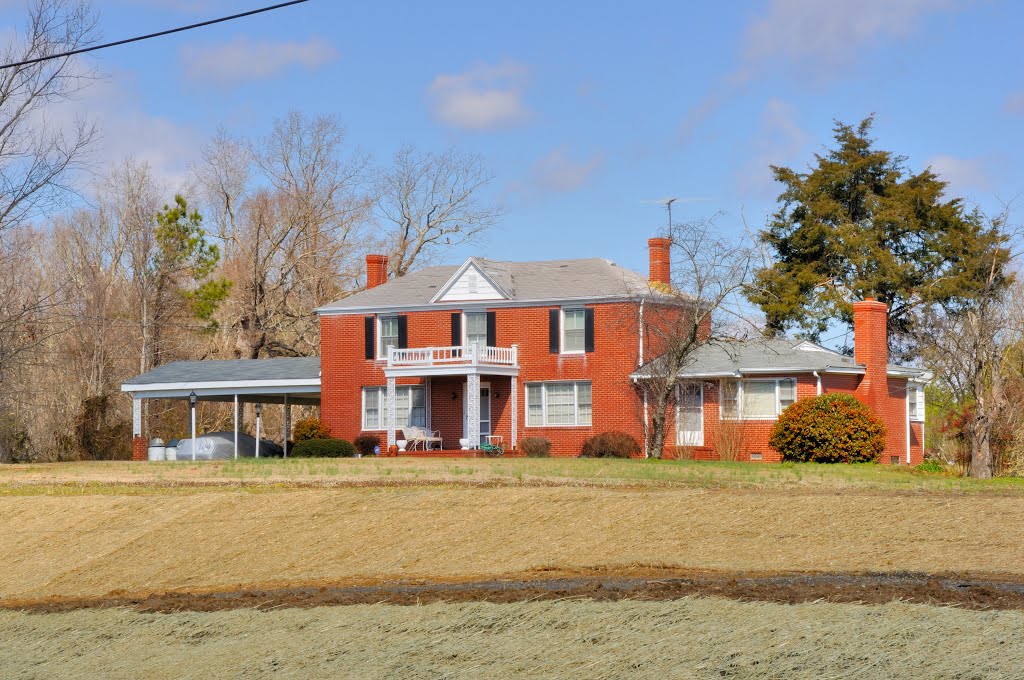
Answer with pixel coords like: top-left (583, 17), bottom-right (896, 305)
top-left (384, 344), bottom-right (520, 452)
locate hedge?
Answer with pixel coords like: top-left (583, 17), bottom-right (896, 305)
top-left (290, 438), bottom-right (358, 458)
top-left (769, 393), bottom-right (885, 463)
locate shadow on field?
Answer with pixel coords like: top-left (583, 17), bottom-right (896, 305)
top-left (6, 568), bottom-right (1024, 614)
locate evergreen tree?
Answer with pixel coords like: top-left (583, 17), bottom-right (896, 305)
top-left (748, 116), bottom-right (1009, 358)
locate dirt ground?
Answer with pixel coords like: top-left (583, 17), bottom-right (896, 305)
top-left (3, 598), bottom-right (1023, 679)
top-left (2, 484), bottom-right (1023, 604)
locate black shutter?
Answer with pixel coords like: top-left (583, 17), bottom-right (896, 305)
top-left (549, 309), bottom-right (560, 354)
top-left (451, 313), bottom-right (461, 346)
top-left (397, 315), bottom-right (408, 349)
top-left (584, 308), bottom-right (595, 353)
top-left (364, 316), bottom-right (374, 359)
top-left (486, 311), bottom-right (497, 347)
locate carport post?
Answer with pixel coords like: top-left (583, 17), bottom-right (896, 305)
top-left (282, 393), bottom-right (290, 456)
top-left (233, 395), bottom-right (239, 460)
top-left (189, 391), bottom-right (197, 462)
top-left (255, 402), bottom-right (262, 458)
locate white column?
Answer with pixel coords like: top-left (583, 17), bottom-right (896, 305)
top-left (510, 375), bottom-right (518, 449)
top-left (190, 397), bottom-right (197, 462)
top-left (233, 395), bottom-right (239, 460)
top-left (386, 377), bottom-right (397, 447)
top-left (283, 394), bottom-right (289, 458)
top-left (467, 373), bottom-right (481, 448)
top-left (132, 398), bottom-right (142, 438)
top-left (425, 378), bottom-right (432, 431)
top-left (255, 403), bottom-right (262, 458)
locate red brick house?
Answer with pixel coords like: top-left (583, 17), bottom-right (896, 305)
top-left (123, 238), bottom-right (928, 463)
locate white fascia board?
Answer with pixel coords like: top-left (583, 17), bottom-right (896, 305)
top-left (315, 294), bottom-right (651, 316)
top-left (122, 378), bottom-right (321, 394)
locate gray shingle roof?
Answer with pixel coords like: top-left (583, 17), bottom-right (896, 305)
top-left (318, 257), bottom-right (663, 312)
top-left (123, 357), bottom-right (321, 386)
top-left (634, 339), bottom-right (928, 379)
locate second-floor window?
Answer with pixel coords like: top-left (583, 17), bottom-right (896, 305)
top-left (465, 312), bottom-right (487, 347)
top-left (562, 309), bottom-right (585, 353)
top-left (379, 316), bottom-right (399, 358)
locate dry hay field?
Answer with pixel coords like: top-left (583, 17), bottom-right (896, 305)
top-left (2, 458), bottom-right (1024, 678)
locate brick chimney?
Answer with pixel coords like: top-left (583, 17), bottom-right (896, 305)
top-left (648, 237), bottom-right (671, 287)
top-left (852, 298), bottom-right (889, 410)
top-left (365, 254), bottom-right (388, 289)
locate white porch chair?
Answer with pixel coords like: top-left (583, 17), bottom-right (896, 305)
top-left (404, 426), bottom-right (443, 450)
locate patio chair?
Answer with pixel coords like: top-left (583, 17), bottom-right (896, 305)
top-left (404, 426), bottom-right (443, 450)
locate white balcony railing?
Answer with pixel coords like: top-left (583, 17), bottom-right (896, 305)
top-left (388, 344), bottom-right (518, 369)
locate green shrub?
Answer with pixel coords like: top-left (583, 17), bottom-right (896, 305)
top-left (769, 393), bottom-right (885, 463)
top-left (291, 438), bottom-right (357, 458)
top-left (354, 433), bottom-right (381, 456)
top-left (292, 417), bottom-right (332, 442)
top-left (580, 431), bottom-right (641, 458)
top-left (519, 436), bottom-right (551, 457)
top-left (916, 459), bottom-right (947, 473)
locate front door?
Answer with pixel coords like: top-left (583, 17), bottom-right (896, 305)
top-left (464, 382), bottom-right (491, 447)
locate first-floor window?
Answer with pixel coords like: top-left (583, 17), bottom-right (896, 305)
top-left (677, 381), bottom-right (704, 446)
top-left (721, 378), bottom-right (797, 420)
top-left (525, 381), bottom-right (592, 426)
top-left (362, 386), bottom-right (426, 430)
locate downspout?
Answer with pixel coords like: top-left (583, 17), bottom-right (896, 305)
top-left (813, 371), bottom-right (822, 396)
top-left (906, 385), bottom-right (911, 464)
top-left (638, 298), bottom-right (645, 367)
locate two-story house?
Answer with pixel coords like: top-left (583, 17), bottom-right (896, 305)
top-left (122, 238), bottom-right (928, 463)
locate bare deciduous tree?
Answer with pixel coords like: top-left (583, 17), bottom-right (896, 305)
top-left (375, 145), bottom-right (502, 277)
top-left (636, 215), bottom-right (755, 458)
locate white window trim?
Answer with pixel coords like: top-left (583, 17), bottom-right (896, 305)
top-left (561, 308), bottom-right (586, 355)
top-left (463, 311), bottom-right (488, 348)
top-left (525, 381), bottom-right (593, 427)
top-left (377, 315), bottom-right (399, 360)
top-left (720, 378), bottom-right (797, 421)
top-left (361, 385), bottom-right (425, 431)
top-left (676, 381), bottom-right (704, 446)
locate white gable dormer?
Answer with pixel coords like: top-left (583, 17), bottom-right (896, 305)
top-left (431, 258), bottom-right (509, 303)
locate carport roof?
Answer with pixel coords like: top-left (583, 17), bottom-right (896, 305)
top-left (123, 357), bottom-right (321, 386)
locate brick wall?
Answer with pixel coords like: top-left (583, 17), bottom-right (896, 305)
top-left (320, 302), bottom-right (647, 456)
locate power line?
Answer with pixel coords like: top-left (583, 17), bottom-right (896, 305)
top-left (0, 0), bottom-right (310, 71)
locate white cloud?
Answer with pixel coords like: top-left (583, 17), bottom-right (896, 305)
top-left (48, 72), bottom-right (200, 192)
top-left (1002, 91), bottom-right (1024, 116)
top-left (741, 0), bottom-right (957, 79)
top-left (681, 0), bottom-right (961, 140)
top-left (736, 98), bottom-right (807, 197)
top-left (506, 145), bottom-right (604, 200)
top-left (180, 35), bottom-right (338, 87)
top-left (427, 62), bottom-right (533, 132)
top-left (927, 154), bottom-right (991, 197)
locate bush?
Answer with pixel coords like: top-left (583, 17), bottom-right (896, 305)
top-left (769, 394), bottom-right (886, 463)
top-left (354, 433), bottom-right (381, 456)
top-left (291, 438), bottom-right (357, 458)
top-left (519, 436), bottom-right (551, 457)
top-left (580, 431), bottom-right (641, 458)
top-left (292, 417), bottom-right (332, 442)
top-left (916, 459), bottom-right (947, 473)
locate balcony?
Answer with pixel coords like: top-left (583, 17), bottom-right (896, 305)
top-left (385, 344), bottom-right (519, 376)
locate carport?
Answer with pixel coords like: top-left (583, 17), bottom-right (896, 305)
top-left (120, 357), bottom-right (321, 460)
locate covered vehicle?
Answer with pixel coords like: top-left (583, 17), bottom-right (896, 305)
top-left (173, 431), bottom-right (284, 460)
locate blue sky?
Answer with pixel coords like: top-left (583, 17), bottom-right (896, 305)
top-left (3, 0), bottom-right (1023, 276)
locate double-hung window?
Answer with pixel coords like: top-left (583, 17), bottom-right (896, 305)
top-left (464, 312), bottom-right (487, 348)
top-left (721, 378), bottom-right (798, 419)
top-left (378, 316), bottom-right (399, 359)
top-left (908, 385), bottom-right (925, 421)
top-left (525, 381), bottom-right (592, 426)
top-left (362, 386), bottom-right (426, 430)
top-left (562, 309), bottom-right (585, 353)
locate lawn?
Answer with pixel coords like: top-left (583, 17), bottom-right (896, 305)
top-left (1, 456), bottom-right (1021, 496)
